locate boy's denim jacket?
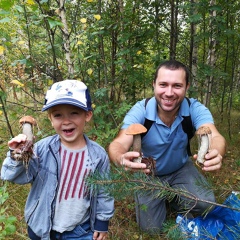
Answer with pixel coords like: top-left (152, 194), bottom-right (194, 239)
top-left (1, 134), bottom-right (114, 239)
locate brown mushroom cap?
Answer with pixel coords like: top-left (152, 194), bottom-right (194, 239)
top-left (125, 123), bottom-right (147, 135)
top-left (196, 126), bottom-right (211, 135)
top-left (19, 116), bottom-right (37, 126)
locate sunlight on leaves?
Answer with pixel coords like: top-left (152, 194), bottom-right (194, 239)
top-left (87, 68), bottom-right (93, 75)
top-left (18, 41), bottom-right (25, 45)
top-left (133, 64), bottom-right (143, 68)
top-left (137, 50), bottom-right (142, 55)
top-left (0, 46), bottom-right (5, 55)
top-left (25, 0), bottom-right (35, 5)
top-left (0, 111), bottom-right (2, 115)
top-left (87, 0), bottom-right (94, 2)
top-left (10, 80), bottom-right (24, 87)
top-left (76, 40), bottom-right (83, 45)
top-left (94, 14), bottom-right (101, 21)
top-left (47, 79), bottom-right (53, 86)
top-left (80, 18), bottom-right (87, 23)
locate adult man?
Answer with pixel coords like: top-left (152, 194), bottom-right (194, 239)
top-left (108, 60), bottom-right (226, 234)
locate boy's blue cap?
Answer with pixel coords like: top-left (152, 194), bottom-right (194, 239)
top-left (42, 80), bottom-right (92, 112)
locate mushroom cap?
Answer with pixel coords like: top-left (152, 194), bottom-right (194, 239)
top-left (196, 126), bottom-right (211, 135)
top-left (125, 123), bottom-right (147, 135)
top-left (19, 116), bottom-right (37, 126)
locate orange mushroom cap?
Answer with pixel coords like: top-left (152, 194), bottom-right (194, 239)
top-left (125, 123), bottom-right (147, 135)
top-left (196, 126), bottom-right (211, 135)
top-left (19, 116), bottom-right (37, 126)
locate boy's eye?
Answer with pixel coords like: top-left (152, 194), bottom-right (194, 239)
top-left (53, 113), bottom-right (61, 118)
top-left (71, 111), bottom-right (79, 115)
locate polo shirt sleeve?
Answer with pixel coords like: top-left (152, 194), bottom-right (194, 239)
top-left (121, 100), bottom-right (146, 129)
top-left (190, 99), bottom-right (214, 130)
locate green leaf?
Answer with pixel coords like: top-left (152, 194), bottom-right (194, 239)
top-left (0, 17), bottom-right (11, 23)
top-left (47, 17), bottom-right (63, 29)
top-left (0, 0), bottom-right (15, 11)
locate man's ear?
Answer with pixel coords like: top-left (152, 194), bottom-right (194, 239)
top-left (85, 111), bottom-right (93, 122)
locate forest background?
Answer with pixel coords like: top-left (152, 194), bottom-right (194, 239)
top-left (0, 0), bottom-right (240, 239)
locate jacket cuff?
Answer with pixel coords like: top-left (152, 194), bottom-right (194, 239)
top-left (94, 219), bottom-right (109, 232)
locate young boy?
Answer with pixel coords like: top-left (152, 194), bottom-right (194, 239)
top-left (1, 80), bottom-right (114, 240)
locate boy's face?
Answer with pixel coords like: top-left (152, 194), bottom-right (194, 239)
top-left (48, 104), bottom-right (92, 149)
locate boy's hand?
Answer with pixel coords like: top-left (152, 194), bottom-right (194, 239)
top-left (93, 231), bottom-right (107, 240)
top-left (8, 134), bottom-right (27, 150)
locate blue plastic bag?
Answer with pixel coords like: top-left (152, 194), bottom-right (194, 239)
top-left (176, 192), bottom-right (240, 239)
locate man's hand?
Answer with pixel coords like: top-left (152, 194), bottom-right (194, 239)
top-left (120, 151), bottom-right (150, 174)
top-left (193, 149), bottom-right (222, 171)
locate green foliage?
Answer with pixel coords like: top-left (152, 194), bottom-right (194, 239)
top-left (162, 219), bottom-right (184, 240)
top-left (88, 88), bottom-right (132, 148)
top-left (0, 183), bottom-right (17, 239)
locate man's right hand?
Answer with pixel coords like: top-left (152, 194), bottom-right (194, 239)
top-left (119, 151), bottom-right (150, 173)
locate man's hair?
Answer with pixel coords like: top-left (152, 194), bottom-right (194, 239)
top-left (154, 60), bottom-right (190, 85)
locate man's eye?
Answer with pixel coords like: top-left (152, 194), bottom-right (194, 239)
top-left (53, 114), bottom-right (61, 118)
top-left (71, 112), bottom-right (79, 115)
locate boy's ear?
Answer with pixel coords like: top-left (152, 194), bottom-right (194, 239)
top-left (85, 111), bottom-right (93, 122)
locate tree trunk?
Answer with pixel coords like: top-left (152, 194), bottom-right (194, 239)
top-left (189, 0), bottom-right (198, 90)
top-left (204, 0), bottom-right (217, 107)
top-left (58, 0), bottom-right (74, 78)
top-left (169, 0), bottom-right (178, 60)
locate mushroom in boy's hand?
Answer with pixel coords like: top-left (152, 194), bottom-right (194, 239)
top-left (125, 123), bottom-right (147, 163)
top-left (19, 116), bottom-right (37, 143)
top-left (11, 116), bottom-right (37, 167)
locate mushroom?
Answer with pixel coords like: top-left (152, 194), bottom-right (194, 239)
top-left (19, 116), bottom-right (37, 143)
top-left (196, 126), bottom-right (212, 166)
top-left (11, 116), bottom-right (37, 166)
top-left (125, 123), bottom-right (147, 163)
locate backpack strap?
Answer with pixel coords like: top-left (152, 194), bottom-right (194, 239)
top-left (141, 98), bottom-right (153, 139)
top-left (182, 98), bottom-right (195, 156)
top-left (141, 97), bottom-right (194, 156)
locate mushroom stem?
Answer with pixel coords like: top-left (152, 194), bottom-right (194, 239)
top-left (132, 135), bottom-right (141, 153)
top-left (132, 135), bottom-right (142, 163)
top-left (196, 126), bottom-right (212, 165)
top-left (197, 134), bottom-right (209, 164)
top-left (22, 122), bottom-right (34, 142)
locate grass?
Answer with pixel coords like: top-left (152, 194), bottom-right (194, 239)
top-left (0, 110), bottom-right (240, 239)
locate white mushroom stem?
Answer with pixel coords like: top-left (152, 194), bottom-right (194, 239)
top-left (196, 126), bottom-right (212, 165)
top-left (22, 122), bottom-right (34, 141)
top-left (197, 134), bottom-right (209, 164)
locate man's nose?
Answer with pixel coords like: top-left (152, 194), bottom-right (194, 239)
top-left (165, 86), bottom-right (173, 95)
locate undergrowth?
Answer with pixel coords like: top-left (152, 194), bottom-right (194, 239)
top-left (0, 109), bottom-right (239, 239)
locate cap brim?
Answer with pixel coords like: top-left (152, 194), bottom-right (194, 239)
top-left (41, 98), bottom-right (90, 112)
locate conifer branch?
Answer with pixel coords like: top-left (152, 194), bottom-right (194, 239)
top-left (87, 167), bottom-right (240, 213)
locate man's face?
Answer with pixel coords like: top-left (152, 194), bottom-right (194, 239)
top-left (153, 67), bottom-right (190, 113)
